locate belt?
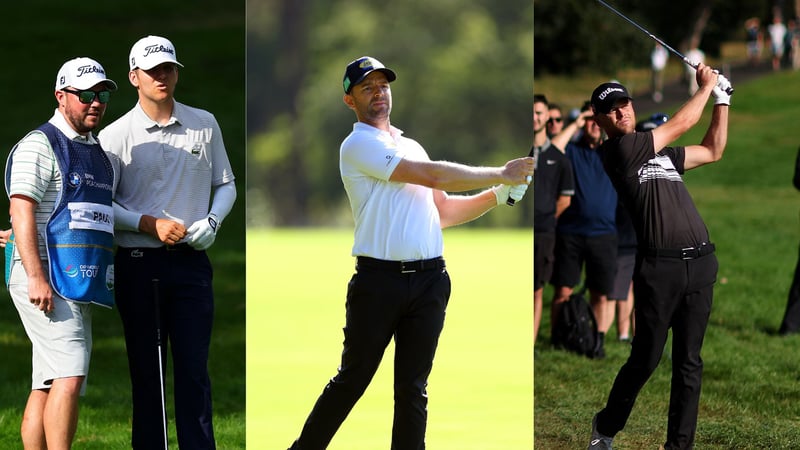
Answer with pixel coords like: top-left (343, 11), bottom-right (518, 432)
top-left (119, 244), bottom-right (197, 254)
top-left (164, 243), bottom-right (195, 251)
top-left (356, 256), bottom-right (445, 273)
top-left (645, 243), bottom-right (715, 260)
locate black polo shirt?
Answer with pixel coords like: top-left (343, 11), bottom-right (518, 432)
top-left (533, 141), bottom-right (575, 233)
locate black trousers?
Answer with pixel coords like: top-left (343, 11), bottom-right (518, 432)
top-left (779, 244), bottom-right (800, 334)
top-left (291, 260), bottom-right (451, 450)
top-left (116, 246), bottom-right (216, 450)
top-left (595, 251), bottom-right (718, 450)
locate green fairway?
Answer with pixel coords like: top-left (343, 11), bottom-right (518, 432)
top-left (535, 70), bottom-right (800, 448)
top-left (247, 227), bottom-right (533, 449)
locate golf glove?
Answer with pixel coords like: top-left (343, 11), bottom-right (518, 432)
top-left (712, 75), bottom-right (732, 106)
top-left (493, 184), bottom-right (530, 206)
top-left (186, 213), bottom-right (219, 250)
top-left (509, 184), bottom-right (529, 202)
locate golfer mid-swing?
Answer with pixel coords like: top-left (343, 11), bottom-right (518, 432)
top-left (288, 56), bottom-right (533, 449)
top-left (586, 64), bottom-right (731, 450)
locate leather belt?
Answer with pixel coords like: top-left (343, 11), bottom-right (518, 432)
top-left (645, 243), bottom-right (715, 260)
top-left (164, 243), bottom-right (195, 251)
top-left (356, 256), bottom-right (445, 273)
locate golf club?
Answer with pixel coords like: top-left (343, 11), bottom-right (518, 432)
top-left (507, 148), bottom-right (535, 206)
top-left (153, 278), bottom-right (169, 449)
top-left (596, 0), bottom-right (734, 95)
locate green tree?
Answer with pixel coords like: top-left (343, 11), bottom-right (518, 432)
top-left (248, 0), bottom-right (534, 226)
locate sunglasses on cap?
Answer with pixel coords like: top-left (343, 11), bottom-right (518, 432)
top-left (62, 88), bottom-right (111, 104)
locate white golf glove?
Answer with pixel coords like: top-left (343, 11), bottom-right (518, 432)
top-left (509, 183), bottom-right (529, 202)
top-left (186, 213), bottom-right (219, 250)
top-left (493, 184), bottom-right (530, 206)
top-left (712, 75), bottom-right (732, 106)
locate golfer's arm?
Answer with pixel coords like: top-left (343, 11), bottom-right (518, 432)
top-left (434, 189), bottom-right (498, 228)
top-left (683, 105), bottom-right (729, 170)
top-left (652, 83), bottom-right (714, 152)
top-left (390, 159), bottom-right (505, 192)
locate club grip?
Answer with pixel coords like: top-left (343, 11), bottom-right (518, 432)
top-left (508, 148), bottom-right (537, 206)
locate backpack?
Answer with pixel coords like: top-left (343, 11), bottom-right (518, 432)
top-left (552, 286), bottom-right (600, 358)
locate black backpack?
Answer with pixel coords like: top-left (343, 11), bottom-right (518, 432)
top-left (552, 287), bottom-right (600, 358)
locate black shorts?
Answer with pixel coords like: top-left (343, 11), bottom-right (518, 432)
top-left (534, 232), bottom-right (555, 290)
top-left (551, 233), bottom-right (618, 295)
top-left (609, 249), bottom-right (636, 300)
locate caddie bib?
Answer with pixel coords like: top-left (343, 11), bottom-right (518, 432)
top-left (5, 123), bottom-right (115, 307)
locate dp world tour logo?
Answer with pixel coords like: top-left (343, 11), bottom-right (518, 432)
top-left (68, 172), bottom-right (82, 188)
top-left (64, 264), bottom-right (79, 278)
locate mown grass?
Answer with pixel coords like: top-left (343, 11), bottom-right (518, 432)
top-left (247, 228), bottom-right (533, 449)
top-left (534, 69), bottom-right (800, 448)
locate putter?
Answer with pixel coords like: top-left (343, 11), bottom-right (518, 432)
top-left (596, 0), bottom-right (734, 95)
top-left (152, 278), bottom-right (169, 449)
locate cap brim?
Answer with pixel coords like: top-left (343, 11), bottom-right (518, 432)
top-left (71, 79), bottom-right (119, 91)
top-left (348, 68), bottom-right (396, 92)
top-left (134, 59), bottom-right (184, 71)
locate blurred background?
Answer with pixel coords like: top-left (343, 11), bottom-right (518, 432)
top-left (247, 0), bottom-right (535, 228)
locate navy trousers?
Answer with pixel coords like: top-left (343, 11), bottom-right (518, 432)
top-left (115, 245), bottom-right (216, 450)
top-left (291, 261), bottom-right (451, 450)
top-left (595, 251), bottom-right (717, 450)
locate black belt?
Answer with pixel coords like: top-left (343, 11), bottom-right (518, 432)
top-left (356, 256), bottom-right (445, 273)
top-left (645, 243), bottom-right (715, 260)
top-left (119, 243), bottom-right (197, 253)
top-left (165, 243), bottom-right (196, 251)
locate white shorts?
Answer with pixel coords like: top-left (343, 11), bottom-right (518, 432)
top-left (8, 260), bottom-right (92, 394)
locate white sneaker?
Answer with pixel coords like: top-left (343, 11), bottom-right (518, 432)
top-left (587, 414), bottom-right (613, 450)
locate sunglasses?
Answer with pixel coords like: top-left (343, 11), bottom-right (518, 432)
top-left (62, 88), bottom-right (111, 104)
top-left (548, 117), bottom-right (563, 123)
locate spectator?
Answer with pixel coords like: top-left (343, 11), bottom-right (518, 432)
top-left (549, 102), bottom-right (618, 358)
top-left (745, 17), bottom-right (764, 67)
top-left (768, 14), bottom-right (788, 71)
top-left (651, 43), bottom-right (668, 103)
top-left (547, 103), bottom-right (565, 138)
top-left (685, 47), bottom-right (705, 95)
top-left (533, 94), bottom-right (574, 346)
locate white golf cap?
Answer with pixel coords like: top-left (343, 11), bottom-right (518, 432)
top-left (55, 57), bottom-right (118, 91)
top-left (129, 35), bottom-right (184, 71)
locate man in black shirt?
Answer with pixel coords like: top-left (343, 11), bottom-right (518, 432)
top-left (586, 63), bottom-right (731, 450)
top-left (532, 94), bottom-right (574, 345)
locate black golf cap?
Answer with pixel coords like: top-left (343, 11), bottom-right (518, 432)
top-left (343, 56), bottom-right (396, 93)
top-left (591, 82), bottom-right (632, 114)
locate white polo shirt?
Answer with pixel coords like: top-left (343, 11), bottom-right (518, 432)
top-left (340, 122), bottom-right (443, 261)
top-left (98, 100), bottom-right (235, 248)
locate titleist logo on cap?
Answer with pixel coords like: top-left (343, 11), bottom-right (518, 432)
top-left (76, 65), bottom-right (105, 77)
top-left (143, 44), bottom-right (175, 57)
top-left (597, 87), bottom-right (624, 100)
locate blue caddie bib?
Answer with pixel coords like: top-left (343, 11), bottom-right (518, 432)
top-left (4, 123), bottom-right (115, 307)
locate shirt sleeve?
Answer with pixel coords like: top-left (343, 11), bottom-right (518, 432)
top-left (341, 132), bottom-right (405, 181)
top-left (7, 131), bottom-right (55, 203)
